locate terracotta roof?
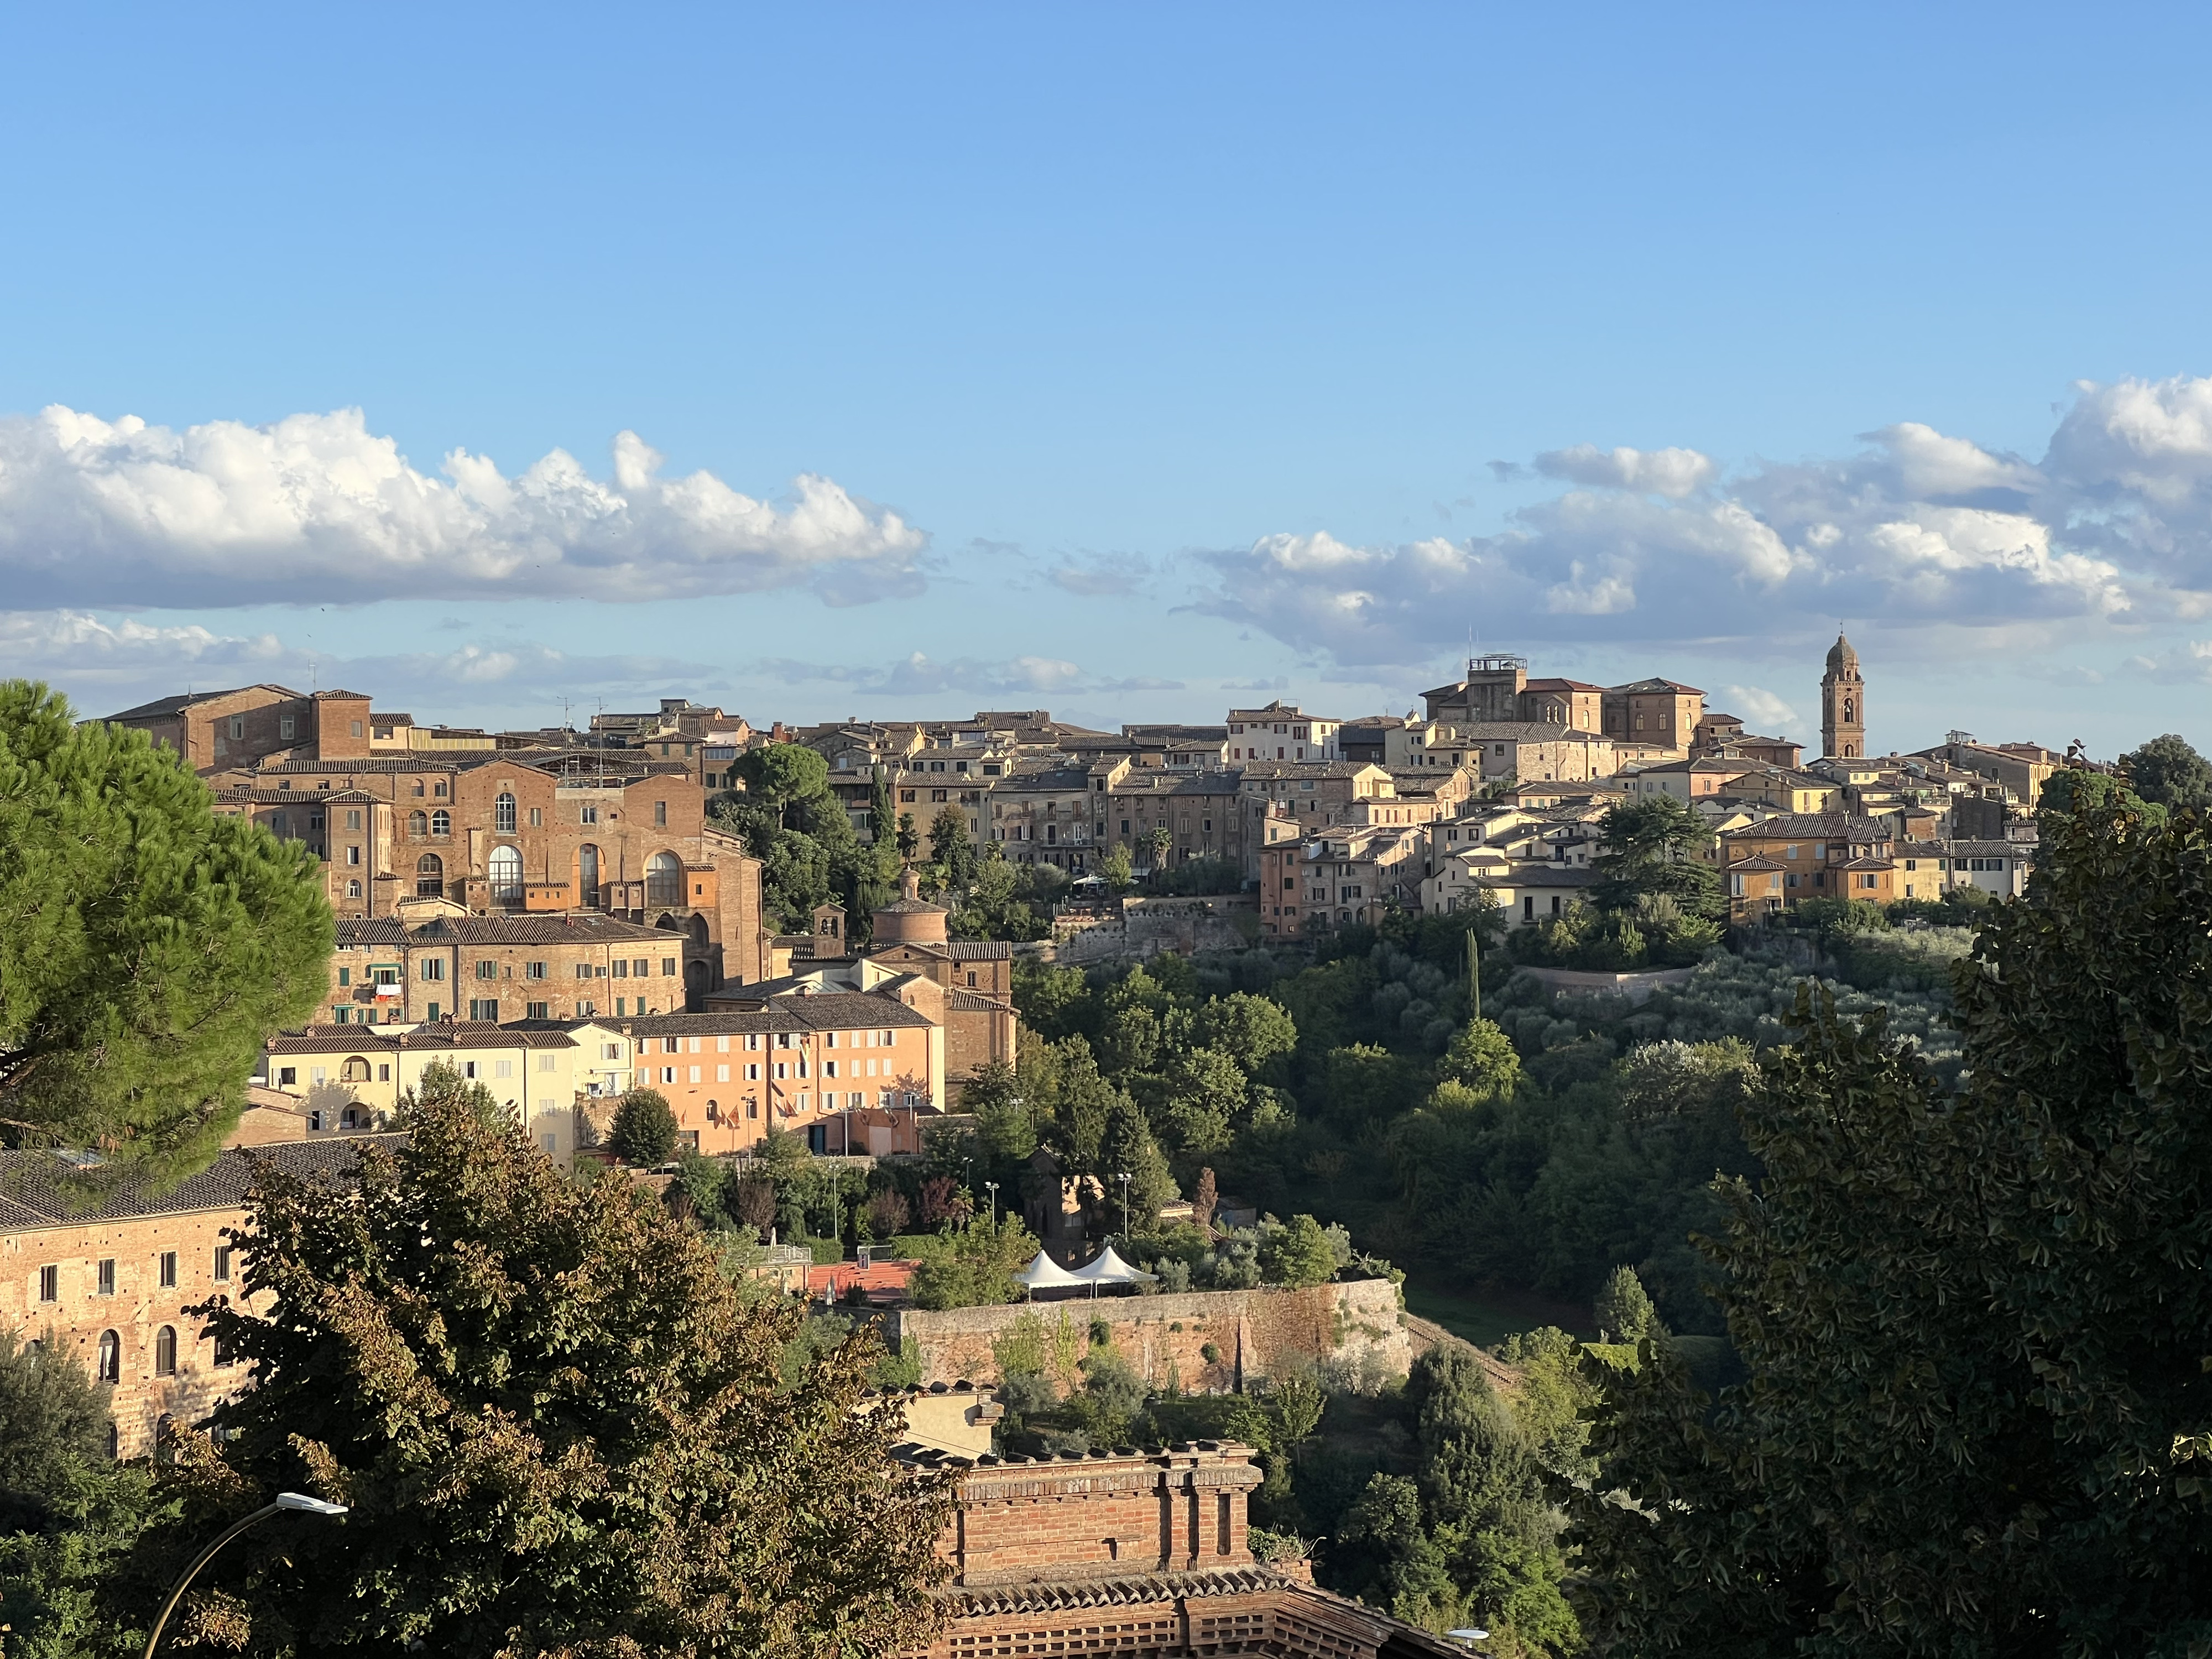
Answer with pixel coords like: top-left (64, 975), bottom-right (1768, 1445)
top-left (336, 914), bottom-right (682, 947)
top-left (600, 994), bottom-right (936, 1032)
top-left (265, 1022), bottom-right (579, 1054)
top-left (217, 786), bottom-right (382, 804)
top-left (1720, 812), bottom-right (1888, 839)
top-left (1728, 855), bottom-right (1788, 872)
top-left (0, 1136), bottom-right (395, 1230)
top-left (103, 684), bottom-right (302, 721)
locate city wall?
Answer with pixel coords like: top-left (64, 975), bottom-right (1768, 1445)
top-left (887, 1277), bottom-right (1410, 1391)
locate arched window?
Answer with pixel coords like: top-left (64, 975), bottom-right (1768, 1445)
top-left (430, 809), bottom-right (451, 837)
top-left (409, 810), bottom-right (428, 836)
top-left (495, 792), bottom-right (517, 833)
top-left (155, 1326), bottom-right (178, 1376)
top-left (341, 1056), bottom-right (372, 1082)
top-left (489, 844), bottom-right (523, 903)
top-left (578, 843), bottom-right (601, 907)
top-left (345, 879), bottom-right (362, 899)
top-left (96, 1331), bottom-right (119, 1384)
top-left (416, 853), bottom-right (445, 898)
top-left (1843, 698), bottom-right (1855, 722)
top-left (155, 1413), bottom-right (175, 1462)
top-left (645, 851), bottom-right (683, 907)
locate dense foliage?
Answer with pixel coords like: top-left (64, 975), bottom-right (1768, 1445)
top-left (147, 1075), bottom-right (949, 1658)
top-left (1569, 794), bottom-right (2212, 1656)
top-left (607, 1084), bottom-right (680, 1166)
top-left (0, 681), bottom-right (332, 1180)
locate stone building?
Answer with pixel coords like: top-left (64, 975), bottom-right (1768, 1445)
top-left (1822, 633), bottom-right (1867, 759)
top-left (0, 1138), bottom-right (394, 1459)
top-left (1224, 700), bottom-right (1342, 763)
top-left (321, 910), bottom-right (718, 1026)
top-left (903, 1441), bottom-right (1459, 1659)
top-left (104, 684), bottom-right (375, 772)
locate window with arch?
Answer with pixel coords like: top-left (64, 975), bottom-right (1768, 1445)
top-left (416, 853), bottom-right (445, 898)
top-left (345, 879), bottom-right (362, 898)
top-left (409, 810), bottom-right (428, 836)
top-left (495, 792), bottom-right (517, 833)
top-left (578, 844), bottom-right (601, 906)
top-left (341, 1056), bottom-right (372, 1082)
top-left (645, 851), bottom-right (683, 907)
top-left (1843, 698), bottom-right (1854, 722)
top-left (489, 844), bottom-right (524, 903)
top-left (96, 1331), bottom-right (120, 1384)
top-left (155, 1325), bottom-right (178, 1376)
top-left (430, 809), bottom-right (451, 837)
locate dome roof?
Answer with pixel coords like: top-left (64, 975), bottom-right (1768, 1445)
top-left (1826, 633), bottom-right (1859, 673)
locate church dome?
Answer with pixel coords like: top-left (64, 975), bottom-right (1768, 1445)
top-left (872, 865), bottom-right (949, 947)
top-left (1826, 633), bottom-right (1859, 675)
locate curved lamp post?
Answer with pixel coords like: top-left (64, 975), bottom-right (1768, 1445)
top-left (142, 1491), bottom-right (348, 1659)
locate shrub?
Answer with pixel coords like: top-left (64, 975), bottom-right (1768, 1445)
top-left (607, 1088), bottom-right (679, 1166)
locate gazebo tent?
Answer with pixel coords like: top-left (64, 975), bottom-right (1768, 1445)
top-left (1070, 1243), bottom-right (1158, 1296)
top-left (1015, 1250), bottom-right (1089, 1296)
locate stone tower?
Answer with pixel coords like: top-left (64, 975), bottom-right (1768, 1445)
top-left (1822, 633), bottom-right (1865, 759)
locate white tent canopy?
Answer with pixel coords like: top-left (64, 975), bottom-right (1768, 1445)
top-left (1015, 1250), bottom-right (1088, 1291)
top-left (1070, 1243), bottom-right (1157, 1285)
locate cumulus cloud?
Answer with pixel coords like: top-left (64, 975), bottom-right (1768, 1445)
top-left (1535, 444), bottom-right (1717, 498)
top-left (755, 653), bottom-right (1183, 698)
top-left (1202, 379), bottom-right (2212, 666)
top-left (0, 406), bottom-right (929, 607)
top-left (1718, 684), bottom-right (1801, 734)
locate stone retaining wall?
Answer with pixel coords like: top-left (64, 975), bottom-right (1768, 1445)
top-left (888, 1278), bottom-right (1410, 1391)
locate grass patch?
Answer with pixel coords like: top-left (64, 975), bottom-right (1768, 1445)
top-left (1401, 1278), bottom-right (1593, 1348)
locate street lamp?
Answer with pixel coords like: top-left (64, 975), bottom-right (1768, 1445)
top-left (983, 1180), bottom-right (1000, 1228)
top-left (143, 1493), bottom-right (348, 1659)
top-left (1116, 1172), bottom-right (1131, 1243)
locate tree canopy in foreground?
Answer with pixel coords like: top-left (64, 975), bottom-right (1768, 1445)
top-left (0, 681), bottom-right (332, 1180)
top-left (1569, 794), bottom-right (2212, 1656)
top-left (148, 1074), bottom-right (950, 1658)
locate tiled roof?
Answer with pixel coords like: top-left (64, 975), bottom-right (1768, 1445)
top-left (266, 1022), bottom-right (578, 1054)
top-left (216, 787), bottom-right (382, 805)
top-left (1613, 677), bottom-right (1705, 694)
top-left (1720, 813), bottom-right (1888, 839)
top-left (311, 688), bottom-right (373, 701)
top-left (336, 914), bottom-right (681, 947)
top-left (937, 1566), bottom-right (1286, 1614)
top-left (943, 942), bottom-right (1013, 959)
top-left (1480, 863), bottom-right (1599, 887)
top-left (1524, 676), bottom-right (1604, 692)
top-left (238, 754), bottom-right (505, 775)
top-left (105, 684), bottom-right (301, 721)
top-left (0, 1136), bottom-right (396, 1230)
top-left (948, 989), bottom-right (1011, 1013)
top-left (612, 994), bottom-right (935, 1032)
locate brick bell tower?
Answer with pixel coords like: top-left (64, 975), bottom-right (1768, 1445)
top-left (1822, 632), bottom-right (1865, 759)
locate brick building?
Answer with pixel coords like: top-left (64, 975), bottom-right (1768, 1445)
top-left (322, 911), bottom-right (718, 1026)
top-left (105, 684), bottom-right (376, 772)
top-left (0, 1138), bottom-right (393, 1459)
top-left (904, 1442), bottom-right (1458, 1659)
top-left (1719, 812), bottom-right (1898, 919)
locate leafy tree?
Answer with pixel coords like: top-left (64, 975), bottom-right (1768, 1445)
top-left (1192, 992), bottom-right (1298, 1079)
top-left (0, 682), bottom-right (332, 1180)
top-left (1436, 1018), bottom-right (1521, 1100)
top-left (907, 1217), bottom-right (1038, 1310)
top-left (392, 1058), bottom-right (509, 1135)
top-left (1259, 1214), bottom-right (1338, 1288)
top-left (734, 743), bottom-right (831, 825)
top-left (964, 1058), bottom-right (1037, 1164)
top-left (1333, 1474), bottom-right (1458, 1627)
top-left (0, 1332), bottom-right (178, 1658)
top-left (1590, 795), bottom-right (1725, 920)
top-left (1317, 1044), bottom-right (1419, 1131)
top-left (2035, 765), bottom-right (2158, 831)
top-left (1571, 791), bottom-right (2212, 1657)
top-left (1592, 1264), bottom-right (1663, 1343)
top-left (608, 1086), bottom-right (681, 1166)
top-left (926, 805), bottom-right (979, 891)
top-left (1153, 1047), bottom-right (1247, 1158)
top-left (158, 1078), bottom-right (948, 1658)
top-left (2120, 731), bottom-right (2212, 811)
top-left (1099, 843), bottom-right (1135, 892)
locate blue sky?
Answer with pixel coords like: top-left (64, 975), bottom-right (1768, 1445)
top-left (1, 3), bottom-right (2206, 754)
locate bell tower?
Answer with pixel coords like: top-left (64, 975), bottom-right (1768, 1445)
top-left (1822, 633), bottom-right (1865, 759)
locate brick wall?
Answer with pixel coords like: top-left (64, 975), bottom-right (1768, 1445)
top-left (889, 1280), bottom-right (1410, 1391)
top-left (1, 1209), bottom-right (257, 1458)
top-left (940, 1446), bottom-right (1260, 1586)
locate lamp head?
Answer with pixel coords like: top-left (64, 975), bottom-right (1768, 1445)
top-left (274, 1492), bottom-right (349, 1516)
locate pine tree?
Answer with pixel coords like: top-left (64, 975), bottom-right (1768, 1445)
top-left (1592, 1264), bottom-right (1663, 1343)
top-left (0, 682), bottom-right (332, 1180)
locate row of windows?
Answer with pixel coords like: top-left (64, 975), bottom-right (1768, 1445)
top-left (86, 1321), bottom-right (232, 1384)
top-left (37, 1246), bottom-right (232, 1303)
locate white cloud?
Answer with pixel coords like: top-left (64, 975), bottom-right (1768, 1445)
top-left (1204, 378), bottom-right (2205, 666)
top-left (0, 406), bottom-right (929, 607)
top-left (1536, 444), bottom-right (1717, 498)
top-left (755, 653), bottom-right (1183, 698)
top-left (1718, 684), bottom-right (1799, 734)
